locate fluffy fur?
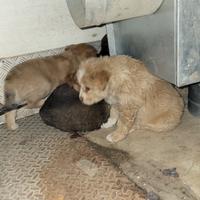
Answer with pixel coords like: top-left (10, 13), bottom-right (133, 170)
top-left (77, 56), bottom-right (184, 143)
top-left (3, 43), bottom-right (97, 130)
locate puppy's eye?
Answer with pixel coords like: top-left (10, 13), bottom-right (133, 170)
top-left (85, 87), bottom-right (90, 92)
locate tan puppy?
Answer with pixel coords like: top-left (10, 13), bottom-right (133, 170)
top-left (77, 56), bottom-right (184, 143)
top-left (3, 43), bottom-right (97, 130)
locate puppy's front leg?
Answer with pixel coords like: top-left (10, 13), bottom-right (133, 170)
top-left (106, 105), bottom-right (137, 143)
top-left (101, 106), bottom-right (119, 129)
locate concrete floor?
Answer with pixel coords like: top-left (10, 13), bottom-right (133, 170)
top-left (87, 110), bottom-right (200, 200)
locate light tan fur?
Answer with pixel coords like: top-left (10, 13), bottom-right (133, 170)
top-left (4, 43), bottom-right (97, 130)
top-left (77, 56), bottom-right (184, 143)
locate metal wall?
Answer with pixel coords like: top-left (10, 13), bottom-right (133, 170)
top-left (107, 0), bottom-right (200, 86)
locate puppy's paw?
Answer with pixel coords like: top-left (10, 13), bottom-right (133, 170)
top-left (106, 134), bottom-right (115, 143)
top-left (101, 118), bottom-right (117, 129)
top-left (106, 131), bottom-right (127, 143)
top-left (7, 123), bottom-right (18, 131)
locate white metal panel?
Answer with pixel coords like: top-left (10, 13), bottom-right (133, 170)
top-left (66, 0), bottom-right (163, 28)
top-left (0, 0), bottom-right (105, 58)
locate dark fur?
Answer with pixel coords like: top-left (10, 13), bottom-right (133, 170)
top-left (97, 35), bottom-right (110, 57)
top-left (40, 84), bottom-right (110, 132)
top-left (0, 91), bottom-right (26, 115)
top-left (0, 103), bottom-right (26, 116)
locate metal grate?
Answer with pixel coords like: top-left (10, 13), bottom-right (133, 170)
top-left (0, 115), bottom-right (144, 200)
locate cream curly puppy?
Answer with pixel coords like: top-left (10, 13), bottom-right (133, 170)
top-left (77, 56), bottom-right (184, 143)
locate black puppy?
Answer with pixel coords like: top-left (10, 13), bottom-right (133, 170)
top-left (40, 84), bottom-right (110, 132)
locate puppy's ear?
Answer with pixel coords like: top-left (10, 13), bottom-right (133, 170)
top-left (93, 70), bottom-right (110, 90)
top-left (84, 46), bottom-right (97, 58)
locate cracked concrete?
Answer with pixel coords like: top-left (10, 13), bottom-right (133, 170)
top-left (86, 110), bottom-right (200, 200)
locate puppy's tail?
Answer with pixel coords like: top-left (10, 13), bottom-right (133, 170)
top-left (0, 103), bottom-right (27, 116)
top-left (0, 91), bottom-right (26, 116)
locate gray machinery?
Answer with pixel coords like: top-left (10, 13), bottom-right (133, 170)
top-left (66, 0), bottom-right (200, 116)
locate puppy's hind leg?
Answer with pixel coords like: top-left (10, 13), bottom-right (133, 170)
top-left (144, 110), bottom-right (182, 132)
top-left (5, 110), bottom-right (18, 130)
top-left (4, 90), bottom-right (19, 130)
